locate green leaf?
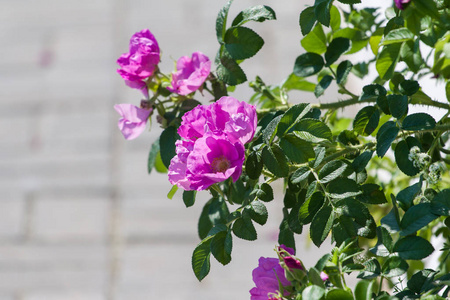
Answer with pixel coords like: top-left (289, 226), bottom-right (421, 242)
top-left (400, 203), bottom-right (438, 236)
top-left (288, 199), bottom-right (304, 234)
top-left (154, 151), bottom-right (168, 173)
top-left (397, 180), bottom-right (422, 211)
top-left (262, 145), bottom-right (289, 177)
top-left (394, 236), bottom-right (434, 260)
top-left (370, 226), bottom-right (393, 257)
top-left (183, 191), bottom-right (196, 208)
top-left (369, 28), bottom-right (384, 55)
top-left (430, 189), bottom-right (450, 216)
top-left (387, 94), bottom-right (408, 119)
top-left (311, 204), bottom-right (334, 247)
top-left (192, 237), bottom-right (213, 281)
top-left (248, 200), bottom-right (268, 225)
top-left (333, 215), bottom-right (357, 246)
top-left (360, 83), bottom-right (387, 101)
top-left (382, 256), bottom-right (408, 278)
top-left (314, 0), bottom-right (333, 27)
top-left (325, 38), bottom-right (351, 66)
top-left (333, 27), bottom-right (368, 54)
top-left (402, 113), bottom-right (436, 130)
top-left (399, 80), bottom-right (420, 96)
top-left (301, 23), bottom-right (327, 54)
top-left (309, 267), bottom-right (326, 288)
top-left (336, 60), bottom-right (352, 84)
top-left (293, 52), bottom-right (325, 77)
top-left (302, 285), bottom-right (325, 300)
top-left (413, 0), bottom-right (440, 19)
top-left (279, 218), bottom-right (296, 251)
top-left (216, 0), bottom-right (233, 44)
top-left (280, 135), bottom-right (315, 163)
top-left (446, 81), bottom-right (450, 103)
top-left (299, 6), bottom-right (317, 36)
top-left (336, 198), bottom-right (376, 238)
top-left (160, 126), bottom-right (179, 168)
top-left (277, 103), bottom-right (313, 135)
top-left (224, 27), bottom-right (264, 60)
top-left (232, 216), bottom-right (257, 241)
top-left (198, 201), bottom-right (213, 239)
top-left (256, 183), bottom-right (274, 202)
top-left (337, 0), bottom-right (361, 3)
top-left (216, 52), bottom-right (247, 86)
top-left (319, 160), bottom-right (348, 184)
top-left (376, 121), bottom-right (399, 157)
top-left (394, 137), bottom-right (421, 176)
top-left (315, 75), bottom-right (333, 97)
top-left (381, 208), bottom-right (401, 234)
top-left (354, 280), bottom-right (374, 300)
top-left (263, 115), bottom-right (282, 145)
top-left (232, 5), bottom-right (276, 27)
top-left (299, 192), bottom-right (324, 225)
top-left (330, 5), bottom-right (341, 32)
top-left (282, 73), bottom-right (316, 92)
top-left (325, 289), bottom-right (353, 300)
top-left (376, 43), bottom-right (402, 80)
top-left (407, 269), bottom-right (437, 294)
top-left (246, 151), bottom-right (263, 180)
top-left (291, 166), bottom-right (312, 184)
top-left (381, 28), bottom-right (414, 46)
top-left (327, 178), bottom-right (362, 199)
top-left (358, 258), bottom-right (381, 279)
top-left (357, 184), bottom-right (387, 205)
top-left (352, 151), bottom-right (373, 173)
top-left (400, 39), bottom-right (423, 73)
top-left (353, 106), bottom-right (380, 136)
top-left (292, 118), bottom-right (333, 142)
top-left (211, 230), bottom-right (233, 265)
top-left (147, 139), bottom-right (160, 174)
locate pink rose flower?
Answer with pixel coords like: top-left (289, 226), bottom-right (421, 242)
top-left (320, 271), bottom-right (329, 281)
top-left (114, 104), bottom-right (152, 140)
top-left (168, 133), bottom-right (245, 191)
top-left (167, 52), bottom-right (211, 96)
top-left (250, 255), bottom-right (291, 300)
top-left (117, 29), bottom-right (160, 98)
top-left (394, 0), bottom-right (410, 10)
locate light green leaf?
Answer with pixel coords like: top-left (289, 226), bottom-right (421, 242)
top-left (354, 280), bottom-right (374, 300)
top-left (232, 5), bottom-right (276, 27)
top-left (381, 28), bottom-right (414, 45)
top-left (376, 43), bottom-right (402, 80)
top-left (301, 23), bottom-right (327, 54)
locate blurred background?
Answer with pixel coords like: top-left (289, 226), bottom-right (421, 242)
top-left (1, 0), bottom-right (445, 299)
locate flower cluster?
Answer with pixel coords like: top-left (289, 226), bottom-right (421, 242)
top-left (408, 146), bottom-right (446, 185)
top-left (117, 29), bottom-right (160, 98)
top-left (168, 96), bottom-right (257, 191)
top-left (408, 146), bottom-right (431, 170)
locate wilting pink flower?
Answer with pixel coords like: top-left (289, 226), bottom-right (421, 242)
top-left (169, 133), bottom-right (245, 191)
top-left (114, 104), bottom-right (152, 140)
top-left (394, 0), bottom-right (410, 10)
top-left (117, 29), bottom-right (160, 98)
top-left (167, 52), bottom-right (211, 95)
top-left (250, 249), bottom-right (292, 300)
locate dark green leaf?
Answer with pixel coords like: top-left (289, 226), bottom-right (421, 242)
top-left (292, 118), bottom-right (333, 142)
top-left (160, 126), bottom-right (179, 168)
top-left (353, 106), bottom-right (380, 136)
top-left (407, 269), bottom-right (437, 294)
top-left (315, 75), bottom-right (333, 97)
top-left (192, 237), bottom-right (213, 281)
top-left (312, 147), bottom-right (326, 168)
top-left (400, 203), bottom-right (438, 236)
top-left (263, 115), bottom-right (282, 144)
top-left (232, 216), bottom-right (257, 241)
top-left (309, 267), bottom-right (326, 288)
top-left (387, 94), bottom-right (408, 119)
top-left (430, 189), bottom-right (450, 216)
top-left (314, 0), bottom-right (333, 27)
top-left (376, 121), bottom-right (399, 157)
top-left (381, 209), bottom-right (401, 234)
top-left (211, 230), bottom-right (233, 265)
top-left (358, 258), bottom-right (381, 279)
top-left (256, 183), bottom-right (274, 202)
top-left (376, 43), bottom-right (402, 80)
top-left (301, 23), bottom-right (327, 54)
top-left (216, 52), bottom-right (247, 85)
top-left (248, 200), bottom-right (268, 225)
top-left (394, 137), bottom-right (421, 176)
top-left (360, 84), bottom-right (387, 101)
top-left (333, 215), bottom-right (357, 246)
top-left (279, 218), bottom-right (296, 251)
top-left (224, 27), bottom-right (264, 60)
top-left (280, 135), bottom-right (315, 163)
top-left (246, 151), bottom-right (263, 180)
top-left (357, 184), bottom-right (387, 204)
top-left (293, 52), bottom-right (325, 77)
top-left (183, 191), bottom-right (196, 208)
top-left (336, 60), bottom-right (352, 84)
top-left (216, 0), bottom-right (233, 44)
top-left (277, 103), bottom-right (313, 136)
top-left (147, 139), bottom-right (160, 174)
top-left (337, 0), bottom-right (361, 3)
top-left (299, 6), bottom-right (317, 36)
top-left (291, 166), bottom-right (312, 184)
top-left (310, 204), bottom-right (334, 247)
top-left (399, 80), bottom-right (420, 96)
top-left (315, 254), bottom-right (332, 271)
top-left (325, 38), bottom-right (351, 66)
top-left (352, 151), bottom-right (373, 173)
top-left (337, 130), bottom-right (359, 146)
top-left (336, 198), bottom-right (376, 238)
top-left (327, 178), bottom-right (362, 199)
top-left (232, 5), bottom-right (276, 27)
top-left (299, 192), bottom-right (324, 225)
top-left (413, 0), bottom-right (440, 19)
top-left (333, 27), bottom-right (368, 54)
top-left (319, 160), bottom-right (348, 183)
top-left (262, 145), bottom-right (289, 177)
top-left (198, 201), bottom-right (213, 239)
top-left (394, 236), bottom-right (434, 260)
top-left (402, 113), bottom-right (436, 131)
top-left (288, 200), bottom-right (304, 234)
top-left (397, 180), bottom-right (422, 211)
top-left (382, 256), bottom-right (408, 278)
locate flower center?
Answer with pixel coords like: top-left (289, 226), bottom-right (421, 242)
top-left (211, 155), bottom-right (230, 173)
